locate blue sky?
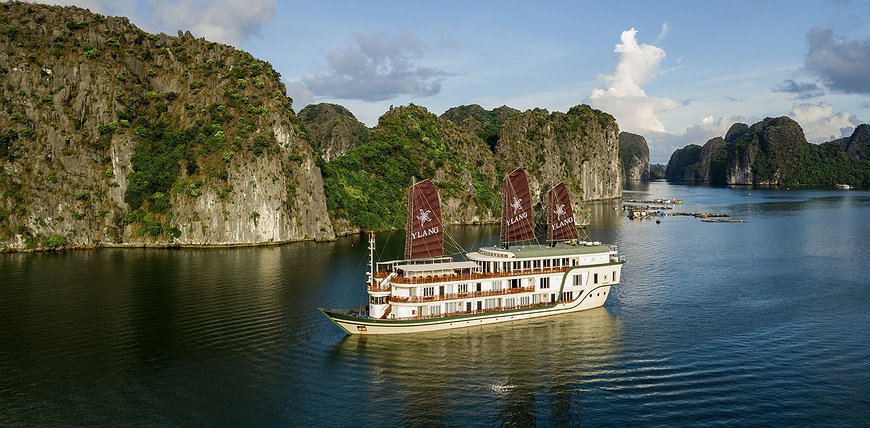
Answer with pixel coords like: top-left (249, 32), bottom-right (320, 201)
top-left (31, 0), bottom-right (870, 163)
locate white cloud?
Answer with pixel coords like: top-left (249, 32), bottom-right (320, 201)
top-left (587, 28), bottom-right (680, 133)
top-left (284, 81), bottom-right (314, 111)
top-left (790, 102), bottom-right (859, 143)
top-left (301, 31), bottom-right (449, 102)
top-left (141, 0), bottom-right (276, 45)
top-left (655, 22), bottom-right (671, 44)
top-left (27, 0), bottom-right (277, 46)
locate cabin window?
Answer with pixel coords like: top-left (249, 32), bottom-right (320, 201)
top-left (523, 261), bottom-right (531, 270)
top-left (520, 296), bottom-right (530, 306)
top-left (446, 302), bottom-right (459, 313)
top-left (493, 282), bottom-right (503, 291)
top-left (573, 274), bottom-right (582, 286)
top-left (485, 298), bottom-right (498, 310)
top-left (505, 297), bottom-right (515, 307)
top-left (543, 259), bottom-right (551, 268)
top-left (540, 277), bottom-right (550, 289)
top-left (429, 305), bottom-right (441, 315)
top-left (439, 286), bottom-right (445, 295)
top-left (458, 284), bottom-right (469, 294)
top-left (510, 278), bottom-right (521, 289)
top-left (423, 287), bottom-right (434, 297)
top-left (613, 270), bottom-right (618, 282)
top-left (560, 292), bottom-right (573, 301)
top-left (594, 273), bottom-right (599, 284)
top-left (533, 260), bottom-right (540, 269)
top-left (533, 294), bottom-right (541, 304)
top-left (562, 258), bottom-right (569, 267)
top-left (476, 301), bottom-right (483, 311)
top-left (476, 283), bottom-right (482, 292)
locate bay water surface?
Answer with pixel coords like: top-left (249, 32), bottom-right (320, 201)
top-left (2, 182), bottom-right (869, 426)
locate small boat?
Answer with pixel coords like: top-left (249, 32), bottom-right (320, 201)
top-left (319, 169), bottom-right (625, 335)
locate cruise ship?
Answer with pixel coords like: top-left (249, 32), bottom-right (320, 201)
top-left (319, 168), bottom-right (625, 335)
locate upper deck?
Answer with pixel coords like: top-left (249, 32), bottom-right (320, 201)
top-left (373, 242), bottom-right (621, 287)
top-left (468, 242), bottom-right (613, 260)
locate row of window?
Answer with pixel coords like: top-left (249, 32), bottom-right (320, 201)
top-left (413, 270), bottom-right (617, 298)
top-left (416, 289), bottom-right (613, 315)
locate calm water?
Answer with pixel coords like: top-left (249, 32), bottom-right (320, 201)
top-left (2, 182), bottom-right (869, 426)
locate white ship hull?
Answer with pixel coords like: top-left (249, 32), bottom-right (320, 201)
top-left (321, 283), bottom-right (615, 335)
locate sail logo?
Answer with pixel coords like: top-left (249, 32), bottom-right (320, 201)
top-left (417, 209), bottom-right (432, 225)
top-left (511, 197), bottom-right (523, 215)
top-left (554, 203), bottom-right (566, 218)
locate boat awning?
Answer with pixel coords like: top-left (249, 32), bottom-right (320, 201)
top-left (394, 261), bottom-right (479, 273)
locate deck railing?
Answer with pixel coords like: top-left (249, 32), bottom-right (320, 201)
top-left (374, 266), bottom-right (574, 285)
top-left (389, 286), bottom-right (535, 304)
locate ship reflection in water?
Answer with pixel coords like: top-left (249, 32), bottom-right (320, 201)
top-left (331, 308), bottom-right (623, 426)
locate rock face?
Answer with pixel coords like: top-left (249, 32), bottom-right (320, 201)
top-left (697, 137), bottom-right (727, 183)
top-left (322, 104), bottom-right (622, 234)
top-left (666, 137), bottom-right (726, 183)
top-left (298, 103), bottom-right (368, 162)
top-left (665, 144), bottom-right (702, 181)
top-left (618, 132), bottom-right (650, 180)
top-left (725, 117), bottom-right (806, 185)
top-left (845, 124), bottom-right (870, 161)
top-left (496, 105), bottom-right (622, 203)
top-left (0, 2), bottom-right (334, 250)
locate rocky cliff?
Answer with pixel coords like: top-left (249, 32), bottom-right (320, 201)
top-left (664, 137), bottom-right (726, 183)
top-left (495, 105), bottom-right (622, 203)
top-left (665, 117), bottom-right (870, 187)
top-left (322, 104), bottom-right (622, 234)
top-left (321, 105), bottom-right (500, 235)
top-left (298, 103), bottom-right (368, 162)
top-left (845, 124), bottom-right (870, 161)
top-left (725, 117), bottom-right (807, 185)
top-left (665, 144), bottom-right (702, 181)
top-left (618, 132), bottom-right (650, 181)
top-left (441, 104), bottom-right (520, 151)
top-left (0, 2), bottom-right (334, 250)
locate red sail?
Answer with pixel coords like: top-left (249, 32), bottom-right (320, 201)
top-left (547, 182), bottom-right (579, 244)
top-left (500, 168), bottom-right (535, 245)
top-left (404, 179), bottom-right (444, 259)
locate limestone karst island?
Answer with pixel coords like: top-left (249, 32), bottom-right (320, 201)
top-left (1, 2), bottom-right (869, 252)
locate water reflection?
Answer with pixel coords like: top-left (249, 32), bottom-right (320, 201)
top-left (331, 308), bottom-right (623, 426)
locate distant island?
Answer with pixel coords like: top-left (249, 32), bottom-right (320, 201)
top-left (665, 117), bottom-right (870, 186)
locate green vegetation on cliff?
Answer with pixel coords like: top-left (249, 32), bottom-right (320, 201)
top-left (441, 104), bottom-right (520, 151)
top-left (298, 103), bottom-right (369, 161)
top-left (1, 2), bottom-right (331, 249)
top-left (321, 105), bottom-right (499, 231)
top-left (321, 103), bottom-right (622, 234)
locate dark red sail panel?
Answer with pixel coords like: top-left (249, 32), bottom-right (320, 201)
top-left (500, 168), bottom-right (535, 245)
top-left (404, 179), bottom-right (444, 259)
top-left (547, 182), bottom-right (579, 244)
